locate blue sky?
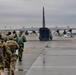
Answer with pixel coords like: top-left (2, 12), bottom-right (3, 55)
top-left (0, 0), bottom-right (76, 29)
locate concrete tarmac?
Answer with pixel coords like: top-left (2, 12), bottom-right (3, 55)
top-left (4, 34), bottom-right (76, 75)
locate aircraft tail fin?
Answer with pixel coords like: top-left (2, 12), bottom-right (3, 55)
top-left (43, 7), bottom-right (45, 28)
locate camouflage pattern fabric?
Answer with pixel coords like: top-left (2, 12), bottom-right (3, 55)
top-left (17, 34), bottom-right (26, 61)
top-left (18, 43), bottom-right (24, 61)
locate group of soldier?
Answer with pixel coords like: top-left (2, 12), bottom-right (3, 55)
top-left (0, 30), bottom-right (26, 75)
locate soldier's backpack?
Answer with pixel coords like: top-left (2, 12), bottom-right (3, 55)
top-left (7, 40), bottom-right (17, 53)
top-left (7, 40), bottom-right (16, 46)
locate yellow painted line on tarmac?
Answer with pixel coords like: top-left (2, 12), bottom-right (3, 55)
top-left (23, 43), bottom-right (40, 54)
top-left (23, 46), bottom-right (35, 54)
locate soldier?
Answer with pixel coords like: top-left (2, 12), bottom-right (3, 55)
top-left (13, 30), bottom-right (18, 42)
top-left (4, 32), bottom-right (11, 42)
top-left (0, 33), bottom-right (12, 74)
top-left (17, 31), bottom-right (26, 62)
top-left (6, 35), bottom-right (19, 75)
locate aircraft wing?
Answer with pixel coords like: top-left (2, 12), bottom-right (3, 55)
top-left (19, 27), bottom-right (39, 31)
top-left (0, 27), bottom-right (76, 32)
top-left (48, 27), bottom-right (76, 31)
top-left (18, 27), bottom-right (76, 32)
top-left (0, 28), bottom-right (17, 32)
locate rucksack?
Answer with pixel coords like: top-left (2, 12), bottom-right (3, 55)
top-left (7, 40), bottom-right (16, 53)
top-left (7, 40), bottom-right (16, 46)
top-left (18, 35), bottom-right (23, 44)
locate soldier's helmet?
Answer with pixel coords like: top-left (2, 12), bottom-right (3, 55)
top-left (8, 32), bottom-right (11, 35)
top-left (8, 35), bottom-right (14, 40)
top-left (13, 30), bottom-right (16, 34)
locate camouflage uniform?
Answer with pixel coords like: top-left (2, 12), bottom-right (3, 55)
top-left (0, 37), bottom-right (12, 74)
top-left (17, 31), bottom-right (26, 62)
top-left (6, 35), bottom-right (19, 74)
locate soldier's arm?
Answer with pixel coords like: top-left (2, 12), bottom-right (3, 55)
top-left (23, 35), bottom-right (26, 42)
top-left (14, 41), bottom-right (19, 49)
top-left (3, 43), bottom-right (12, 60)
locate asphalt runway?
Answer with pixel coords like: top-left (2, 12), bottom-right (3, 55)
top-left (4, 34), bottom-right (76, 75)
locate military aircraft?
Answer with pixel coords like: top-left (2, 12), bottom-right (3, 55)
top-left (19, 7), bottom-right (76, 40)
top-left (0, 7), bottom-right (76, 41)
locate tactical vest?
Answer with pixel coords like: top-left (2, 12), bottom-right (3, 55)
top-left (18, 35), bottom-right (23, 44)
